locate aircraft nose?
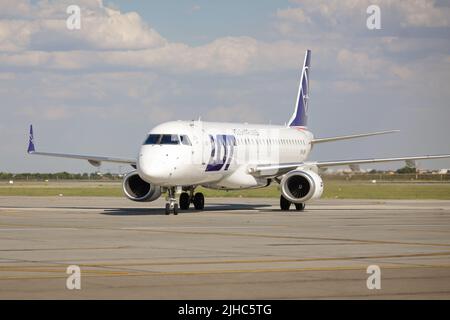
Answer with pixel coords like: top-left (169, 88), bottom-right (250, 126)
top-left (137, 147), bottom-right (172, 183)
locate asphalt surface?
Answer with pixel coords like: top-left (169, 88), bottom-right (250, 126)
top-left (0, 196), bottom-right (449, 299)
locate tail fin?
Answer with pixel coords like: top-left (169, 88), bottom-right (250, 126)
top-left (288, 49), bottom-right (311, 127)
top-left (27, 124), bottom-right (35, 153)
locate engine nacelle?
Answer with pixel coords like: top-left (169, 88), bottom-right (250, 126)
top-left (280, 170), bottom-right (324, 203)
top-left (122, 171), bottom-right (161, 202)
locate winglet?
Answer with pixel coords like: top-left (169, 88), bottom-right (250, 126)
top-left (27, 124), bottom-right (35, 153)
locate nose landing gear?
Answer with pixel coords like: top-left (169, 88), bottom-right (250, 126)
top-left (165, 187), bottom-right (178, 215)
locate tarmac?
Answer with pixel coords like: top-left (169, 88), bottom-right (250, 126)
top-left (0, 196), bottom-right (449, 299)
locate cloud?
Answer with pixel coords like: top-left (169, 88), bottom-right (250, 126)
top-left (1, 1), bottom-right (449, 173)
top-left (332, 80), bottom-right (363, 93)
top-left (285, 0), bottom-right (450, 29)
top-left (0, 37), bottom-right (307, 75)
top-left (0, 0), bottom-right (167, 52)
top-left (269, 0), bottom-right (450, 94)
top-left (1, 1), bottom-right (444, 88)
top-left (396, 0), bottom-right (450, 27)
top-left (389, 65), bottom-right (413, 80)
top-left (336, 49), bottom-right (385, 79)
top-left (0, 72), bottom-right (15, 79)
top-left (0, 20), bottom-right (34, 52)
top-left (0, 0), bottom-right (32, 18)
top-left (204, 104), bottom-right (266, 123)
top-left (189, 5), bottom-right (201, 13)
top-left (43, 106), bottom-right (72, 120)
top-left (14, 105), bottom-right (72, 120)
top-left (0, 1), bottom-right (310, 75)
top-left (36, 9), bottom-right (167, 51)
top-left (277, 8), bottom-right (311, 24)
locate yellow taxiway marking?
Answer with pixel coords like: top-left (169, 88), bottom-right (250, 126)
top-left (127, 228), bottom-right (450, 247)
top-left (1, 222), bottom-right (450, 248)
top-left (1, 251), bottom-right (450, 270)
top-left (0, 264), bottom-right (449, 281)
top-left (0, 268), bottom-right (128, 274)
top-left (79, 251), bottom-right (450, 267)
top-left (0, 246), bottom-right (128, 253)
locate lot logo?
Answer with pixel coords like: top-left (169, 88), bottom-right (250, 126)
top-left (366, 265), bottom-right (381, 290)
top-left (206, 134), bottom-right (236, 172)
top-left (66, 265), bottom-right (81, 290)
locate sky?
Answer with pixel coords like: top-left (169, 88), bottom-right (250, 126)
top-left (1, 0), bottom-right (450, 173)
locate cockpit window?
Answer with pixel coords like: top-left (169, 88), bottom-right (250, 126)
top-left (144, 134), bottom-right (179, 145)
top-left (180, 135), bottom-right (192, 146)
top-left (144, 134), bottom-right (161, 145)
top-left (160, 134), bottom-right (179, 144)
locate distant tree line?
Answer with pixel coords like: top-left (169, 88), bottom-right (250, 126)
top-left (365, 166), bottom-right (417, 174)
top-left (0, 172), bottom-right (121, 181)
top-left (395, 166), bottom-right (417, 174)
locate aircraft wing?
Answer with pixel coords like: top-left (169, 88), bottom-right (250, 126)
top-left (311, 130), bottom-right (399, 144)
top-left (27, 125), bottom-right (136, 167)
top-left (250, 154), bottom-right (450, 177)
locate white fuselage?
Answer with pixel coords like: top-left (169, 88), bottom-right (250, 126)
top-left (137, 120), bottom-right (313, 189)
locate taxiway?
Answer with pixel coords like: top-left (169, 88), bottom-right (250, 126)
top-left (0, 196), bottom-right (449, 299)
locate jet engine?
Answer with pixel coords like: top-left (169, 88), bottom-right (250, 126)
top-left (122, 170), bottom-right (161, 202)
top-left (280, 170), bottom-right (323, 203)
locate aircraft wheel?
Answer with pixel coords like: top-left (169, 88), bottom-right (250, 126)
top-left (280, 195), bottom-right (291, 211)
top-left (173, 203), bottom-right (179, 215)
top-left (193, 192), bottom-right (205, 210)
top-left (295, 203), bottom-right (305, 211)
top-left (165, 203), bottom-right (170, 215)
top-left (179, 192), bottom-right (190, 210)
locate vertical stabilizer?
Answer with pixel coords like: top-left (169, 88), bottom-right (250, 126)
top-left (27, 125), bottom-right (35, 153)
top-left (288, 49), bottom-right (311, 127)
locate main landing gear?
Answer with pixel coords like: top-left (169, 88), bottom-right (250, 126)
top-left (179, 189), bottom-right (204, 210)
top-left (165, 187), bottom-right (205, 215)
top-left (280, 195), bottom-right (305, 212)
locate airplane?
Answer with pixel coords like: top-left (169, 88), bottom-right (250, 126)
top-left (27, 50), bottom-right (450, 215)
